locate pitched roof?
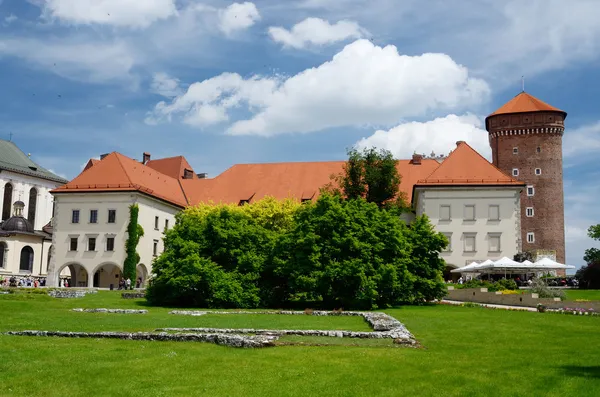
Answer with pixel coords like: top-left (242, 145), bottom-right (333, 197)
top-left (146, 156), bottom-right (198, 180)
top-left (414, 141), bottom-right (525, 188)
top-left (83, 158), bottom-right (99, 172)
top-left (182, 159), bottom-right (441, 205)
top-left (488, 92), bottom-right (565, 117)
top-left (0, 139), bottom-right (68, 184)
top-left (51, 152), bottom-right (188, 207)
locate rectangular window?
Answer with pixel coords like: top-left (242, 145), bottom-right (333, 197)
top-left (488, 234), bottom-right (501, 252)
top-left (153, 240), bottom-right (159, 256)
top-left (165, 219), bottom-right (169, 230)
top-left (536, 147), bottom-right (541, 153)
top-left (89, 209), bottom-right (98, 224)
top-left (106, 237), bottom-right (115, 252)
top-left (154, 216), bottom-right (159, 230)
top-left (512, 168), bottom-right (519, 177)
top-left (488, 205), bottom-right (500, 221)
top-left (535, 168), bottom-right (542, 175)
top-left (88, 237), bottom-right (96, 252)
top-left (464, 234), bottom-right (476, 252)
top-left (527, 185), bottom-right (535, 197)
top-left (108, 209), bottom-right (116, 223)
top-left (527, 232), bottom-right (535, 243)
top-left (513, 147), bottom-right (518, 154)
top-left (464, 205), bottom-right (475, 221)
top-left (71, 210), bottom-right (80, 224)
top-left (442, 233), bottom-right (452, 252)
top-left (440, 205), bottom-right (451, 221)
top-left (526, 207), bottom-right (534, 217)
top-left (70, 237), bottom-right (78, 251)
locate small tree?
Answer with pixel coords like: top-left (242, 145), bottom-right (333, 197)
top-left (326, 147), bottom-right (407, 209)
top-left (577, 224), bottom-right (600, 289)
top-left (123, 204), bottom-right (144, 285)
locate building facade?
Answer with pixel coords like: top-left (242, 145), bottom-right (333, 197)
top-left (486, 92), bottom-right (566, 263)
top-left (0, 139), bottom-right (68, 280)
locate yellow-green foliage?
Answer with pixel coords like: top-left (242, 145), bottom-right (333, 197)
top-left (183, 196), bottom-right (302, 232)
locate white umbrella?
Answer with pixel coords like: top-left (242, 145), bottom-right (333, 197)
top-left (450, 259), bottom-right (494, 273)
top-left (522, 260), bottom-right (533, 265)
top-left (532, 257), bottom-right (575, 270)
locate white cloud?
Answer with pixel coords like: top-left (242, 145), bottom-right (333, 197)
top-left (269, 18), bottom-right (368, 49)
top-left (564, 180), bottom-right (600, 268)
top-left (41, 0), bottom-right (178, 28)
top-left (4, 14), bottom-right (17, 24)
top-left (150, 72), bottom-right (182, 97)
top-left (218, 2), bottom-right (261, 35)
top-left (356, 114), bottom-right (490, 160)
top-left (149, 39), bottom-right (490, 136)
top-left (563, 121), bottom-right (600, 163)
top-left (0, 38), bottom-right (136, 83)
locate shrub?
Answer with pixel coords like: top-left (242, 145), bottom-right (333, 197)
top-left (495, 279), bottom-right (518, 291)
top-left (531, 278), bottom-right (565, 299)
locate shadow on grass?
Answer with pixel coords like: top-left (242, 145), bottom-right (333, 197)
top-left (561, 365), bottom-right (600, 379)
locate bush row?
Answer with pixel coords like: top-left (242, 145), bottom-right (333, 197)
top-left (146, 195), bottom-right (448, 310)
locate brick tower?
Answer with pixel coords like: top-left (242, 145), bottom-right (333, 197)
top-left (485, 91), bottom-right (566, 263)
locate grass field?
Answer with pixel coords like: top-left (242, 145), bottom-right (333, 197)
top-left (1, 290), bottom-right (599, 396)
top-left (564, 289), bottom-right (600, 301)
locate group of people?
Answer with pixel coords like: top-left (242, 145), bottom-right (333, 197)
top-left (117, 277), bottom-right (143, 290)
top-left (0, 276), bottom-right (48, 288)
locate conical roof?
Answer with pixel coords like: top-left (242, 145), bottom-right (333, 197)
top-left (487, 92), bottom-right (566, 117)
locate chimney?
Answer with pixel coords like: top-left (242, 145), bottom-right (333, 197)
top-left (100, 153), bottom-right (110, 160)
top-left (412, 153), bottom-right (423, 165)
top-left (196, 173), bottom-right (208, 179)
top-left (456, 141), bottom-right (466, 147)
top-left (183, 169), bottom-right (194, 179)
top-left (142, 152), bottom-right (151, 165)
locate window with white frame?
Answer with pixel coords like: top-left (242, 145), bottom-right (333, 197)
top-left (464, 205), bottom-right (475, 221)
top-left (442, 233), bottom-right (452, 252)
top-left (488, 205), bottom-right (500, 221)
top-left (527, 185), bottom-right (535, 196)
top-left (535, 168), bottom-right (542, 175)
top-left (463, 233), bottom-right (476, 252)
top-left (512, 168), bottom-right (519, 177)
top-left (440, 205), bottom-right (451, 221)
top-left (88, 237), bottom-right (96, 252)
top-left (488, 233), bottom-right (501, 252)
top-left (527, 232), bottom-right (535, 243)
top-left (526, 207), bottom-right (534, 217)
top-left (153, 240), bottom-right (159, 256)
top-left (513, 147), bottom-right (518, 154)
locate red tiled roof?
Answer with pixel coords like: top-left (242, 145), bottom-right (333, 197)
top-left (414, 141), bottom-right (525, 188)
top-left (146, 156), bottom-right (198, 180)
top-left (488, 92), bottom-right (565, 117)
top-left (82, 158), bottom-right (99, 172)
top-left (52, 152), bottom-right (188, 207)
top-left (182, 160), bottom-right (441, 205)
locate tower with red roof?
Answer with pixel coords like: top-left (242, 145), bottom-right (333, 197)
top-left (485, 92), bottom-right (566, 263)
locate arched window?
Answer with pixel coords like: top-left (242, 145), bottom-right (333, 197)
top-left (20, 246), bottom-right (34, 272)
top-left (2, 183), bottom-right (13, 221)
top-left (0, 242), bottom-right (6, 268)
top-left (47, 245), bottom-right (53, 272)
top-left (28, 188), bottom-right (37, 226)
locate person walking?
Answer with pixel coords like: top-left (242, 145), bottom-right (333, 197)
top-left (126, 278), bottom-right (131, 290)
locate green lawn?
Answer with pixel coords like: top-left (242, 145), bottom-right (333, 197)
top-left (564, 289), bottom-right (600, 301)
top-left (1, 290), bottom-right (599, 396)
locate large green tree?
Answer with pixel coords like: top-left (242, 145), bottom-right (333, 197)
top-left (327, 147), bottom-right (406, 209)
top-left (576, 224), bottom-right (600, 289)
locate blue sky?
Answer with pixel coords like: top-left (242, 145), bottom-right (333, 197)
top-left (1, 0), bottom-right (599, 268)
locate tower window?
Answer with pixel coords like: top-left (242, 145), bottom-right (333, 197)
top-left (527, 186), bottom-right (535, 196)
top-left (513, 147), bottom-right (518, 154)
top-left (526, 207), bottom-right (534, 217)
top-left (527, 232), bottom-right (535, 243)
top-left (512, 169), bottom-right (519, 177)
top-left (536, 147), bottom-right (541, 153)
top-left (535, 168), bottom-right (542, 175)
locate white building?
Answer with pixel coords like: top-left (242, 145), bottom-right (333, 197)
top-left (412, 142), bottom-right (524, 276)
top-left (47, 153), bottom-right (190, 288)
top-left (0, 138), bottom-right (68, 280)
top-left (48, 141), bottom-right (524, 287)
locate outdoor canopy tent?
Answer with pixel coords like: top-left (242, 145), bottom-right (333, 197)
top-left (450, 257), bottom-right (575, 275)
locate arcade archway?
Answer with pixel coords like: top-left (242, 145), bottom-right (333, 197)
top-left (92, 263), bottom-right (122, 289)
top-left (136, 264), bottom-right (148, 288)
top-left (56, 263), bottom-right (88, 288)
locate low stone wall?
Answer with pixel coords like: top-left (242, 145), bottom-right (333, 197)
top-left (445, 288), bottom-right (600, 311)
top-left (4, 330), bottom-right (277, 348)
top-left (48, 289), bottom-right (98, 298)
top-left (168, 310), bottom-right (416, 344)
top-left (121, 292), bottom-right (145, 299)
top-left (72, 308), bottom-right (148, 314)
